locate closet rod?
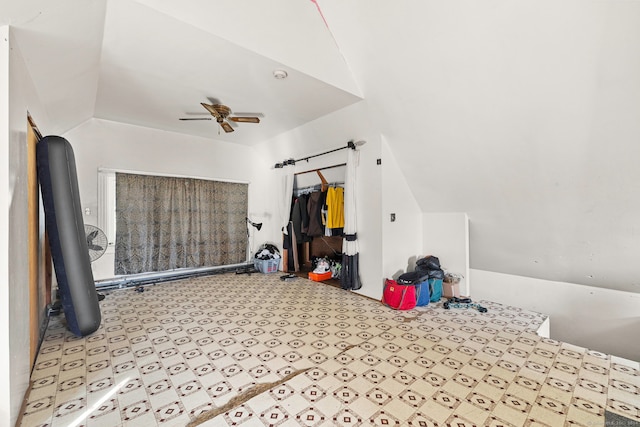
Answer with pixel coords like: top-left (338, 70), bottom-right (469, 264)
top-left (294, 163), bottom-right (346, 176)
top-left (274, 139), bottom-right (365, 168)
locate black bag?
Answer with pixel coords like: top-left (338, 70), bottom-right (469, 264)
top-left (416, 256), bottom-right (440, 271)
top-left (426, 269), bottom-right (445, 280)
top-left (397, 271), bottom-right (430, 306)
top-left (397, 271), bottom-right (430, 285)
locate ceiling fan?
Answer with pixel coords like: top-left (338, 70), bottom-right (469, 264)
top-left (179, 102), bottom-right (260, 133)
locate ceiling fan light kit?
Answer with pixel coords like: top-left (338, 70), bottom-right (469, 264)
top-left (179, 101), bottom-right (261, 134)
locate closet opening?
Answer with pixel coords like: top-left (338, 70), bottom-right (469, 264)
top-left (278, 140), bottom-right (364, 291)
top-left (282, 164), bottom-right (345, 287)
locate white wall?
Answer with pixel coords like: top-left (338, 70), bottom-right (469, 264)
top-left (381, 137), bottom-right (471, 297)
top-left (318, 1), bottom-right (640, 295)
top-left (423, 213), bottom-right (470, 296)
top-left (2, 25), bottom-right (52, 427)
top-left (472, 269), bottom-right (640, 361)
top-left (64, 119), bottom-right (272, 280)
top-left (379, 137), bottom-right (472, 295)
top-left (355, 133), bottom-right (383, 300)
top-left (0, 25), bottom-right (11, 427)
top-left (381, 135), bottom-right (422, 280)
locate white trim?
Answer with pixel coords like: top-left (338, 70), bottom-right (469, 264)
top-left (98, 171), bottom-right (116, 247)
top-left (97, 167), bottom-right (250, 185)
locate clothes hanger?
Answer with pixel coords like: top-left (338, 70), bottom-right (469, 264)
top-left (317, 170), bottom-right (328, 192)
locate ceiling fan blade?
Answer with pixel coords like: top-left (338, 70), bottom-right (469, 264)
top-left (201, 102), bottom-right (222, 120)
top-left (229, 116), bottom-right (260, 123)
top-left (220, 121), bottom-right (234, 133)
top-left (179, 118), bottom-right (212, 121)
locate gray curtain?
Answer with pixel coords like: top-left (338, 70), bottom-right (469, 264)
top-left (115, 173), bottom-right (247, 275)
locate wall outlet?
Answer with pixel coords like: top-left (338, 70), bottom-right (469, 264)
top-left (390, 213), bottom-right (396, 222)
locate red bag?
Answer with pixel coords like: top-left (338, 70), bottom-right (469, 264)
top-left (382, 279), bottom-right (416, 310)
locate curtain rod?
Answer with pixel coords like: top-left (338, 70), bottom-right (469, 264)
top-left (274, 140), bottom-right (365, 168)
top-left (294, 163), bottom-right (346, 176)
top-left (98, 167), bottom-right (250, 185)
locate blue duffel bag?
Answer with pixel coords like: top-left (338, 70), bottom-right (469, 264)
top-left (398, 271), bottom-right (431, 306)
top-left (415, 260), bottom-right (445, 302)
top-left (429, 278), bottom-right (443, 302)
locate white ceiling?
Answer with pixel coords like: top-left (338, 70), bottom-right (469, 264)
top-left (3, 0), bottom-right (640, 293)
top-left (2, 0), bottom-right (362, 144)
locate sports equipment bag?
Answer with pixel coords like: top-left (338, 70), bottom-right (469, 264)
top-left (429, 278), bottom-right (443, 302)
top-left (416, 255), bottom-right (440, 271)
top-left (415, 278), bottom-right (431, 306)
top-left (382, 279), bottom-right (416, 310)
top-left (397, 271), bottom-right (429, 285)
top-left (397, 271), bottom-right (430, 306)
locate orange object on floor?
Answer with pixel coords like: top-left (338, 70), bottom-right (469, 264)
top-left (308, 271), bottom-right (332, 282)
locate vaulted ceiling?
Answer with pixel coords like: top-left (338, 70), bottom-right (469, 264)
top-left (2, 0), bottom-right (362, 144)
top-left (3, 0), bottom-right (640, 293)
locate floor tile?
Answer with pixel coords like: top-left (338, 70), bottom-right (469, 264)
top-left (19, 273), bottom-right (640, 427)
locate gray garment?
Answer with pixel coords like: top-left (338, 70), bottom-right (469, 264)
top-left (306, 191), bottom-right (325, 237)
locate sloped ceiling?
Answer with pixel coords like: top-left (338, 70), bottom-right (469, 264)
top-left (3, 0), bottom-right (640, 293)
top-left (2, 0), bottom-right (362, 143)
top-left (1, 0), bottom-right (107, 132)
top-left (317, 0), bottom-right (640, 293)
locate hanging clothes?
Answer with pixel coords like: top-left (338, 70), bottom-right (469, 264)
top-left (291, 196), bottom-right (312, 244)
top-left (326, 186), bottom-right (345, 233)
top-left (282, 221), bottom-right (300, 272)
top-left (298, 193), bottom-right (310, 235)
top-left (306, 191), bottom-right (325, 237)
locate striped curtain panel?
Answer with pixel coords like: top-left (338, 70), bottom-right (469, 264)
top-left (341, 146), bottom-right (362, 291)
top-left (115, 173), bottom-right (247, 275)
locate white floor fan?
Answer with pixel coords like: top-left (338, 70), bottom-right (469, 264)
top-left (85, 224), bottom-right (108, 300)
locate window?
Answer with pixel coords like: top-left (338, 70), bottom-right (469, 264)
top-left (98, 169), bottom-right (248, 275)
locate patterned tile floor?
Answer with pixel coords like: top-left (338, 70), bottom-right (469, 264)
top-left (20, 273), bottom-right (640, 426)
